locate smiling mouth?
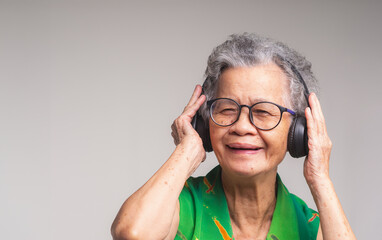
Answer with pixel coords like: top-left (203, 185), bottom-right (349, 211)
top-left (228, 146), bottom-right (262, 151)
top-left (227, 144), bottom-right (263, 151)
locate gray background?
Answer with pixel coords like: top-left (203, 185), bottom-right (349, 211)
top-left (1, 0), bottom-right (381, 239)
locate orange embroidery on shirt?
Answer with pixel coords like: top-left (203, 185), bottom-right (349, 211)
top-left (203, 177), bottom-right (215, 193)
top-left (213, 218), bottom-right (232, 240)
top-left (308, 213), bottom-right (319, 223)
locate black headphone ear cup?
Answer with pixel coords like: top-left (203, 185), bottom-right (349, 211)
top-left (288, 116), bottom-right (309, 158)
top-left (192, 111), bottom-right (213, 152)
top-left (287, 117), bottom-right (298, 157)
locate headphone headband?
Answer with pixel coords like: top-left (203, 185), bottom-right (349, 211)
top-left (283, 59), bottom-right (310, 106)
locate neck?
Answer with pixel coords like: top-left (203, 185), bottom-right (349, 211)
top-left (221, 169), bottom-right (278, 237)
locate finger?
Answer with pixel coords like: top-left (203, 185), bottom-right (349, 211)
top-left (179, 95), bottom-right (206, 136)
top-left (305, 107), bottom-right (317, 138)
top-left (171, 122), bottom-right (177, 132)
top-left (305, 107), bottom-right (320, 154)
top-left (309, 93), bottom-right (325, 121)
top-left (308, 93), bottom-right (318, 117)
top-left (185, 85), bottom-right (203, 110)
top-left (171, 125), bottom-right (178, 138)
top-left (314, 94), bottom-right (326, 122)
top-left (305, 107), bottom-right (312, 129)
top-left (171, 124), bottom-right (177, 137)
top-left (171, 121), bottom-right (180, 138)
top-left (171, 131), bottom-right (179, 145)
top-left (309, 93), bottom-right (327, 131)
top-left (184, 94), bottom-right (206, 118)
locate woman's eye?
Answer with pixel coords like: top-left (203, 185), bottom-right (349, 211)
top-left (253, 109), bottom-right (271, 115)
top-left (220, 108), bottom-right (237, 114)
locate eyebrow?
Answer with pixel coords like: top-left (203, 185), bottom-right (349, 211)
top-left (216, 96), bottom-right (277, 105)
top-left (222, 97), bottom-right (276, 105)
top-left (251, 97), bottom-right (270, 103)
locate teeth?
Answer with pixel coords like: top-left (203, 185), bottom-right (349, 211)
top-left (233, 147), bottom-right (258, 150)
top-left (227, 145), bottom-right (261, 150)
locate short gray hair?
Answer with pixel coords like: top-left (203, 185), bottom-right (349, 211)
top-left (200, 33), bottom-right (319, 123)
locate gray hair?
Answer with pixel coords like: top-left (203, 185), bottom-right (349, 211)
top-left (200, 33), bottom-right (319, 123)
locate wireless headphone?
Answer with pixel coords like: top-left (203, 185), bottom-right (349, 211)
top-left (191, 60), bottom-right (310, 158)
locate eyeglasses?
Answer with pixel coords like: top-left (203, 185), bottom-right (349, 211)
top-left (207, 98), bottom-right (296, 130)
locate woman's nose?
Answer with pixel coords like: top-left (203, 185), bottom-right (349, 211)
top-left (229, 107), bottom-right (258, 135)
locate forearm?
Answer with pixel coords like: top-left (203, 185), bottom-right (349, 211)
top-left (309, 177), bottom-right (356, 240)
top-left (111, 144), bottom-right (198, 240)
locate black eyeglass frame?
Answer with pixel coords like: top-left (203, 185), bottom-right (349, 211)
top-left (207, 98), bottom-right (296, 131)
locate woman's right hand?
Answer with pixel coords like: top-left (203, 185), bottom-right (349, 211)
top-left (111, 85), bottom-right (207, 240)
top-left (170, 85), bottom-right (207, 173)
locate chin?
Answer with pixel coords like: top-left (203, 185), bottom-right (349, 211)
top-left (220, 156), bottom-right (271, 178)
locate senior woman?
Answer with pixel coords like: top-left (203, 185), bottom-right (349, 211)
top-left (111, 33), bottom-right (356, 240)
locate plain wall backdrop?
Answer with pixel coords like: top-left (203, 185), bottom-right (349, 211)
top-left (1, 0), bottom-right (381, 239)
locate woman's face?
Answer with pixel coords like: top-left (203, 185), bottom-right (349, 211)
top-left (209, 63), bottom-right (292, 178)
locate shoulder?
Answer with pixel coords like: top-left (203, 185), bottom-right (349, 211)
top-left (176, 166), bottom-right (223, 240)
top-left (176, 178), bottom-right (200, 240)
top-left (178, 173), bottom-right (206, 204)
top-left (291, 193), bottom-right (319, 222)
top-left (180, 165), bottom-right (221, 202)
top-left (290, 192), bottom-right (320, 239)
top-left (271, 175), bottom-right (320, 240)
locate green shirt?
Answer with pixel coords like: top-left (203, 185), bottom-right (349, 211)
top-left (176, 166), bottom-right (319, 240)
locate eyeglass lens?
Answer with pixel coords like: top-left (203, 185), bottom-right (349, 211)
top-left (210, 99), bottom-right (282, 130)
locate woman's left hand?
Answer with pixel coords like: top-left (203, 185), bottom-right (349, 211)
top-left (304, 93), bottom-right (332, 186)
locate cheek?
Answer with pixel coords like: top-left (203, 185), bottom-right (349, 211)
top-left (264, 121), bottom-right (290, 151)
top-left (209, 119), bottom-right (221, 134)
top-left (209, 120), bottom-right (219, 148)
top-left (209, 121), bottom-right (227, 155)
